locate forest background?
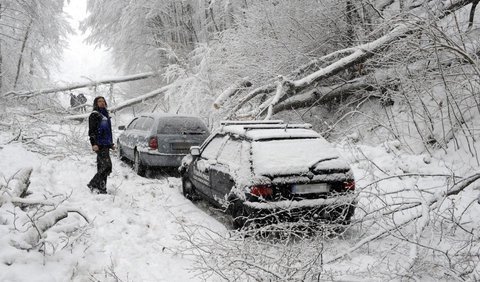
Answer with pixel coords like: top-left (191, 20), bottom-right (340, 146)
top-left (1, 0), bottom-right (480, 281)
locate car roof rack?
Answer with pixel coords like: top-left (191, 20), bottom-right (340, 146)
top-left (243, 123), bottom-right (313, 130)
top-left (220, 120), bottom-right (284, 126)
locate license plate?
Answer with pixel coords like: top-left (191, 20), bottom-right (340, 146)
top-left (292, 183), bottom-right (329, 194)
top-left (172, 142), bottom-right (192, 150)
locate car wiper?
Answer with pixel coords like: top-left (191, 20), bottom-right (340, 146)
top-left (308, 157), bottom-right (338, 171)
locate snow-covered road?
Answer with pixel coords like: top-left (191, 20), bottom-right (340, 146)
top-left (0, 142), bottom-right (227, 281)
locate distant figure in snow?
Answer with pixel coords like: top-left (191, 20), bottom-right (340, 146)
top-left (77, 93), bottom-right (87, 112)
top-left (70, 93), bottom-right (80, 109)
top-left (87, 96), bottom-right (115, 194)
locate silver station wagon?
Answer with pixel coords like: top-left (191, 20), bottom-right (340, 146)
top-left (117, 114), bottom-right (209, 176)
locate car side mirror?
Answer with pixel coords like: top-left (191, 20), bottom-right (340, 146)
top-left (118, 125), bottom-right (126, 130)
top-left (190, 146), bottom-right (200, 156)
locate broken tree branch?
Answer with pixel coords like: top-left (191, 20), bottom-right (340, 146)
top-left (226, 0), bottom-right (474, 119)
top-left (64, 84), bottom-right (173, 120)
top-left (3, 71), bottom-right (159, 98)
top-left (213, 77), bottom-right (252, 109)
top-left (324, 172), bottom-right (480, 265)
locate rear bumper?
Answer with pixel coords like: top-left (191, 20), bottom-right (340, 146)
top-left (139, 151), bottom-right (186, 167)
top-left (243, 195), bottom-right (356, 224)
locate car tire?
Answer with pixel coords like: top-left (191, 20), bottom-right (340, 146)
top-left (229, 199), bottom-right (248, 230)
top-left (181, 177), bottom-right (197, 201)
top-left (134, 150), bottom-right (146, 176)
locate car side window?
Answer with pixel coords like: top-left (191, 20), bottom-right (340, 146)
top-left (217, 139), bottom-right (242, 168)
top-left (201, 135), bottom-right (228, 160)
top-left (141, 117), bottom-right (154, 131)
top-left (127, 118), bottom-right (138, 130)
top-left (135, 117), bottom-right (146, 130)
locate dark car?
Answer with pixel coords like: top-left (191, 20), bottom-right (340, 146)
top-left (117, 114), bottom-right (209, 176)
top-left (179, 120), bottom-right (356, 229)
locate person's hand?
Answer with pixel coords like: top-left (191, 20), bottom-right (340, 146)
top-left (92, 145), bottom-right (99, 152)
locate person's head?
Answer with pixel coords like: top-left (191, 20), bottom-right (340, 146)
top-left (93, 96), bottom-right (107, 110)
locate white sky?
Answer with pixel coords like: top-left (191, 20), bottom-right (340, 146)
top-left (51, 0), bottom-right (119, 84)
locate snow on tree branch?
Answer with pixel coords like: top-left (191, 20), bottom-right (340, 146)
top-left (64, 84), bottom-right (173, 120)
top-left (3, 72), bottom-right (159, 98)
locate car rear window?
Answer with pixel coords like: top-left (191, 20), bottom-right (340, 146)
top-left (157, 117), bottom-right (208, 135)
top-left (251, 138), bottom-right (340, 176)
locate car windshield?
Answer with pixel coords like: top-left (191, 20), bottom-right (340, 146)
top-left (251, 138), bottom-right (340, 176)
top-left (157, 117), bottom-right (208, 134)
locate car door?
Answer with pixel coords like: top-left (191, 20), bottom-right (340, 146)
top-left (120, 117), bottom-right (139, 160)
top-left (190, 135), bottom-right (227, 200)
top-left (137, 116), bottom-right (154, 149)
top-left (209, 138), bottom-right (245, 207)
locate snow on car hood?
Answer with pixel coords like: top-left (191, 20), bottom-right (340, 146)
top-left (251, 138), bottom-right (350, 176)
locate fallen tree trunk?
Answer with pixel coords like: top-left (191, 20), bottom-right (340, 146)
top-left (3, 71), bottom-right (159, 98)
top-left (64, 84), bottom-right (173, 120)
top-left (226, 0), bottom-right (474, 119)
top-left (213, 77), bottom-right (252, 109)
top-left (271, 75), bottom-right (398, 115)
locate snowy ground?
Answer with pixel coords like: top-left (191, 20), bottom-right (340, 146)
top-left (0, 129), bottom-right (227, 281)
top-left (1, 113), bottom-right (480, 281)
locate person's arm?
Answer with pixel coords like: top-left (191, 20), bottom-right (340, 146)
top-left (88, 113), bottom-right (100, 148)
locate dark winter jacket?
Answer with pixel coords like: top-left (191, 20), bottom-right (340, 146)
top-left (89, 97), bottom-right (113, 147)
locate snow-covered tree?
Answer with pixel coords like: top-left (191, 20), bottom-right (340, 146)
top-left (0, 0), bottom-right (72, 93)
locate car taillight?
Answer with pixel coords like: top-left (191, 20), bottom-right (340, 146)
top-left (148, 137), bottom-right (158, 150)
top-left (250, 184), bottom-right (273, 197)
top-left (344, 180), bottom-right (355, 191)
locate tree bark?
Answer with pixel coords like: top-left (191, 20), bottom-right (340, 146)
top-left (14, 19), bottom-right (32, 90)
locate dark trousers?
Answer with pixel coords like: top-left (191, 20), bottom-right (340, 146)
top-left (89, 147), bottom-right (112, 191)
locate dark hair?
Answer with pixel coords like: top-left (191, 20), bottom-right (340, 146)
top-left (92, 96), bottom-right (107, 111)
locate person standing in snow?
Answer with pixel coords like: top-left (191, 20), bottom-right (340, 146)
top-left (87, 96), bottom-right (115, 194)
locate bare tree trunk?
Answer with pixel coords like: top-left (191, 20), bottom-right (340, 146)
top-left (0, 4), bottom-right (3, 92)
top-left (14, 19), bottom-right (32, 90)
top-left (346, 0), bottom-right (360, 45)
top-left (468, 0), bottom-right (479, 29)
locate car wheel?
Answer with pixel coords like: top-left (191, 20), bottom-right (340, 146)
top-left (229, 199), bottom-right (248, 230)
top-left (181, 177), bottom-right (197, 201)
top-left (134, 150), bottom-right (146, 176)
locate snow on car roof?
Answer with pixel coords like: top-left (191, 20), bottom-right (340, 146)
top-left (220, 124), bottom-right (321, 140)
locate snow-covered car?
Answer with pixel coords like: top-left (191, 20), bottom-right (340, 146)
top-left (179, 120), bottom-right (356, 229)
top-left (117, 114), bottom-right (209, 176)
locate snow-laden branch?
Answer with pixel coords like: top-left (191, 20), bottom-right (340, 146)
top-left (1, 168), bottom-right (90, 250)
top-left (213, 77), bottom-right (252, 109)
top-left (17, 207), bottom-right (90, 249)
top-left (9, 168), bottom-right (32, 198)
top-left (324, 172), bottom-right (480, 265)
top-left (3, 71), bottom-right (159, 98)
top-left (226, 0), bottom-right (474, 119)
top-left (64, 84), bottom-right (173, 120)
